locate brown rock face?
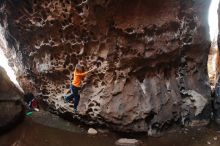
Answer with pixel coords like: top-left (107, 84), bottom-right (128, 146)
top-left (0, 67), bottom-right (24, 133)
top-left (0, 0), bottom-right (211, 133)
top-left (215, 2), bottom-right (220, 124)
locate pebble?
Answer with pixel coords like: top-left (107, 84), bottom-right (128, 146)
top-left (115, 138), bottom-right (141, 146)
top-left (207, 141), bottom-right (211, 145)
top-left (88, 128), bottom-right (98, 135)
top-left (214, 136), bottom-right (218, 141)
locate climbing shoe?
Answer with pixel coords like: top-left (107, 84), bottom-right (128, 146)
top-left (74, 108), bottom-right (78, 113)
top-left (64, 96), bottom-right (69, 103)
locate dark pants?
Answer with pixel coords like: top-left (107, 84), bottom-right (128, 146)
top-left (66, 84), bottom-right (80, 110)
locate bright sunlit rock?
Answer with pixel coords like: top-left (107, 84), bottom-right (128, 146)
top-left (0, 28), bottom-right (23, 92)
top-left (208, 0), bottom-right (220, 87)
top-left (209, 0), bottom-right (219, 42)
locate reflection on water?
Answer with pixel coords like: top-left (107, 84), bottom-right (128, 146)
top-left (0, 111), bottom-right (220, 146)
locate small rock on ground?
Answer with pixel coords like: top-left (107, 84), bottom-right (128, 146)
top-left (88, 128), bottom-right (98, 135)
top-left (115, 138), bottom-right (141, 146)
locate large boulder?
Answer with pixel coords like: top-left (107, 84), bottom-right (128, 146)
top-left (0, 66), bottom-right (24, 133)
top-left (0, 0), bottom-right (211, 134)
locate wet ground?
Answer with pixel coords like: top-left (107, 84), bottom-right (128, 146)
top-left (0, 111), bottom-right (220, 146)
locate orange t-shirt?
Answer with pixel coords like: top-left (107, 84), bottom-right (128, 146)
top-left (72, 70), bottom-right (87, 87)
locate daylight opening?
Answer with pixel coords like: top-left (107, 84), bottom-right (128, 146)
top-left (208, 0), bottom-right (220, 89)
top-left (0, 27), bottom-right (23, 92)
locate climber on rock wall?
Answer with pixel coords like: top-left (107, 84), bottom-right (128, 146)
top-left (64, 64), bottom-right (96, 112)
top-left (24, 92), bottom-right (39, 113)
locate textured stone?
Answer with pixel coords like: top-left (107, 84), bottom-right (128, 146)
top-left (115, 138), bottom-right (141, 146)
top-left (88, 128), bottom-right (98, 135)
top-left (0, 0), bottom-right (211, 134)
top-left (214, 1), bottom-right (220, 124)
top-left (0, 66), bottom-right (24, 133)
top-left (214, 76), bottom-right (220, 123)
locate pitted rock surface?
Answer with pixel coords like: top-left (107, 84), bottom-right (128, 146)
top-left (0, 0), bottom-right (211, 133)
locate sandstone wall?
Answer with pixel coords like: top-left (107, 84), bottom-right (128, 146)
top-left (0, 0), bottom-right (211, 133)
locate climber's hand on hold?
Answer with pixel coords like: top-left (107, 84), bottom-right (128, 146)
top-left (88, 66), bottom-right (97, 73)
